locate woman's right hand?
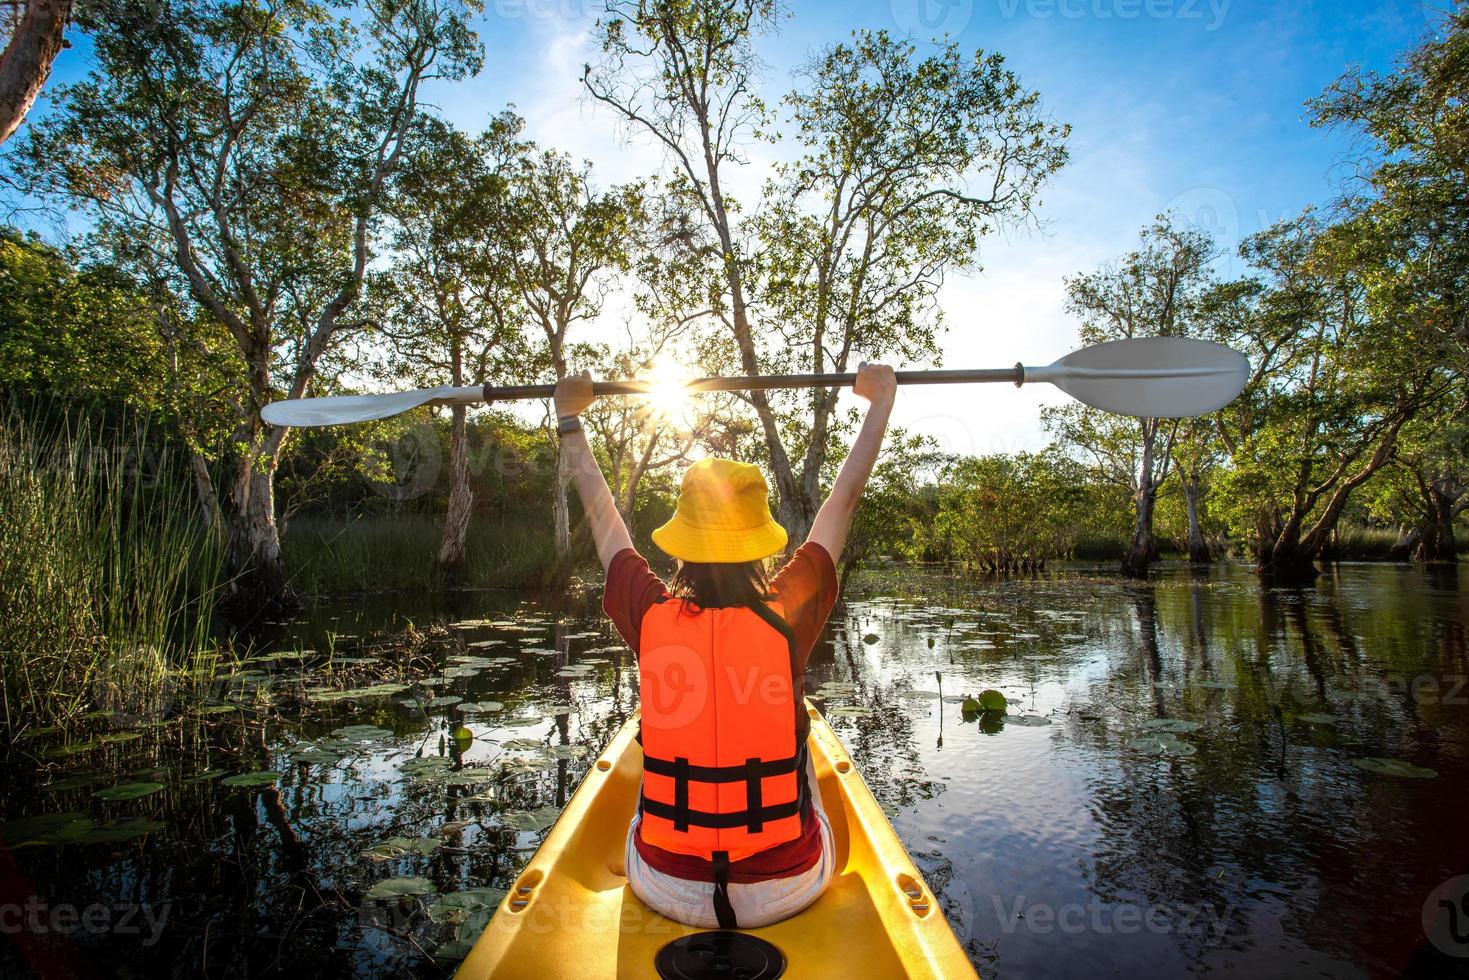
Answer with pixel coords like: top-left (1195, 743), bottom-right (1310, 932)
top-left (554, 370), bottom-right (596, 418)
top-left (853, 362), bottom-right (897, 406)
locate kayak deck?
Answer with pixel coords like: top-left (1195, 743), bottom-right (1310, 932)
top-left (456, 703), bottom-right (977, 979)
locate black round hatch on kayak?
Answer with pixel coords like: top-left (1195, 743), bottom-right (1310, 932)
top-left (654, 931), bottom-right (786, 980)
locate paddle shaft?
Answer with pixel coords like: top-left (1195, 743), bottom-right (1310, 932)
top-left (480, 366), bottom-right (1024, 402)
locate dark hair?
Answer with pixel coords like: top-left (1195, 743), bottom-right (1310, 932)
top-left (669, 560), bottom-right (771, 611)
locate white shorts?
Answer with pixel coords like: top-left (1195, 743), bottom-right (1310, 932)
top-left (625, 753), bottom-right (836, 929)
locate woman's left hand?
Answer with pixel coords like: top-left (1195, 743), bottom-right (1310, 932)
top-left (555, 370), bottom-right (596, 418)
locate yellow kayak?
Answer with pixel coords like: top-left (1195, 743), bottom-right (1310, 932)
top-left (457, 703), bottom-right (978, 979)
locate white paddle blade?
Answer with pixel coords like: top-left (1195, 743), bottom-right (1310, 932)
top-left (261, 388), bottom-right (446, 427)
top-left (1026, 337), bottom-right (1250, 418)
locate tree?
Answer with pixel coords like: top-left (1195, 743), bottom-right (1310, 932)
top-left (1307, 5), bottom-right (1469, 378)
top-left (840, 429), bottom-right (946, 589)
top-left (0, 0), bottom-right (70, 145)
top-left (501, 147), bottom-right (645, 564)
top-left (373, 114), bottom-right (530, 577)
top-left (1208, 215), bottom-right (1443, 580)
top-left (586, 8), bottom-right (1067, 543)
top-left (0, 230), bottom-right (236, 532)
top-left (17, 0), bottom-right (482, 611)
top-left (927, 449), bottom-right (1088, 575)
top-left (1045, 215), bottom-right (1214, 577)
top-left (1169, 417), bottom-right (1222, 562)
top-left (1374, 403), bottom-right (1469, 562)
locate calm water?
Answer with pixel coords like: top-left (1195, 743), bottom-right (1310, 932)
top-left (2, 562), bottom-right (1468, 979)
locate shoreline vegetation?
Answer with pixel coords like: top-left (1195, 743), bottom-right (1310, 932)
top-left (1, 6), bottom-right (1466, 740)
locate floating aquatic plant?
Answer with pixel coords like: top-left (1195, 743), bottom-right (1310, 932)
top-left (363, 876), bottom-right (436, 901)
top-left (1351, 757), bottom-right (1436, 778)
top-left (92, 781), bottom-right (164, 801)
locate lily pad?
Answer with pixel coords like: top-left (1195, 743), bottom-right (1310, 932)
top-left (98, 732), bottom-right (145, 745)
top-left (499, 805), bottom-right (561, 831)
top-left (977, 689), bottom-right (1008, 713)
top-left (82, 817), bottom-right (166, 843)
top-left (332, 724), bottom-right (395, 741)
top-left (501, 738), bottom-right (545, 751)
top-left (1352, 757), bottom-right (1436, 778)
top-left (93, 782), bottom-right (165, 801)
top-left (220, 770), bottom-right (282, 788)
top-left (427, 887), bottom-right (507, 925)
top-left (401, 757), bottom-right (455, 776)
top-left (1143, 718), bottom-right (1201, 734)
top-left (1009, 715), bottom-right (1053, 727)
top-left (362, 836), bottom-right (443, 861)
top-left (363, 875), bottom-right (437, 901)
top-left (42, 774), bottom-right (102, 792)
top-left (824, 705), bottom-right (872, 718)
top-left (861, 633), bottom-right (880, 645)
top-left (427, 695), bottom-right (464, 709)
top-left (459, 702), bottom-right (504, 714)
top-left (1127, 734), bottom-right (1197, 758)
top-left (307, 683), bottom-right (409, 703)
top-left (1297, 713), bottom-right (1338, 725)
top-left (0, 813), bottom-right (164, 847)
top-left (184, 770), bottom-right (225, 783)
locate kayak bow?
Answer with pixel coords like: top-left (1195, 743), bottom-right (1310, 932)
top-left (456, 703), bottom-right (978, 979)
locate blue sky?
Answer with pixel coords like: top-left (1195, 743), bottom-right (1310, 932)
top-left (17, 0), bottom-right (1436, 450)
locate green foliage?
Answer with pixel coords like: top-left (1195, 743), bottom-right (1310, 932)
top-left (923, 449), bottom-right (1097, 573)
top-left (0, 407), bottom-right (222, 733)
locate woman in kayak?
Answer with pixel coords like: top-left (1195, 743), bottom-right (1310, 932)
top-left (554, 362), bottom-right (896, 929)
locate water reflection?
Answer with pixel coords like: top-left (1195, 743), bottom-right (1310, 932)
top-left (3, 564), bottom-right (1468, 978)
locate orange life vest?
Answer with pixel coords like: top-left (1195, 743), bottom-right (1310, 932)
top-left (637, 597), bottom-right (808, 864)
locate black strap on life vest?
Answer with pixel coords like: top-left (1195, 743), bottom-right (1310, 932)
top-left (711, 850), bottom-right (737, 929)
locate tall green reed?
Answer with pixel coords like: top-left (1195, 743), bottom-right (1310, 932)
top-left (0, 407), bottom-right (222, 734)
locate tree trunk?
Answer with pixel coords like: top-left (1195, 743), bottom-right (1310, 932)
top-left (436, 404), bottom-right (473, 580)
top-left (223, 463), bottom-right (292, 617)
top-left (552, 440), bottom-right (570, 561)
top-left (1182, 475), bottom-right (1211, 563)
top-left (1389, 524), bottom-right (1418, 561)
top-left (1416, 493), bottom-right (1457, 563)
top-left (187, 449), bottom-right (225, 543)
top-left (776, 493), bottom-right (818, 552)
top-left (0, 0), bottom-right (71, 146)
top-left (1257, 514), bottom-right (1319, 582)
top-left (1120, 486), bottom-right (1158, 578)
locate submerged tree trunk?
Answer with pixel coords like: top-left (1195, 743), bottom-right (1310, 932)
top-left (1121, 418), bottom-right (1172, 578)
top-left (436, 404), bottom-right (473, 580)
top-left (1121, 486), bottom-right (1159, 578)
top-left (1182, 474), bottom-right (1211, 563)
top-left (1416, 493), bottom-right (1459, 563)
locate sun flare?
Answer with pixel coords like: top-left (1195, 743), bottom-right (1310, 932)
top-left (643, 357), bottom-right (695, 421)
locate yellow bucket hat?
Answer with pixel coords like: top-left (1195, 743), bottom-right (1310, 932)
top-left (651, 457), bottom-right (788, 564)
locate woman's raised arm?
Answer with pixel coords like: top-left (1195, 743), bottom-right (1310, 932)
top-left (555, 371), bottom-right (634, 572)
top-left (807, 363), bottom-right (897, 563)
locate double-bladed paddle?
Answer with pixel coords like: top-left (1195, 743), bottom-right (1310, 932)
top-left (260, 336), bottom-right (1249, 428)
